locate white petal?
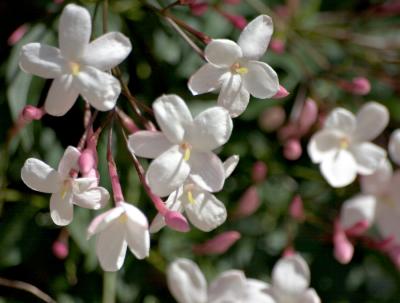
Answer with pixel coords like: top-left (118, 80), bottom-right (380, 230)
top-left (218, 73), bottom-right (250, 118)
top-left (75, 66), bottom-right (120, 111)
top-left (149, 213), bottom-right (166, 234)
top-left (50, 191), bottom-right (74, 226)
top-left (238, 15), bottom-right (273, 60)
top-left (188, 63), bottom-right (227, 95)
top-left (324, 108), bottom-right (356, 135)
top-left (21, 158), bottom-right (61, 193)
top-left (73, 186), bottom-right (110, 210)
top-left (87, 206), bottom-right (125, 238)
top-left (19, 43), bottom-right (64, 78)
top-left (96, 221), bottom-right (127, 272)
top-left (307, 130), bottom-right (342, 164)
top-left (243, 61), bottom-right (279, 98)
top-left (320, 150), bottom-right (358, 188)
top-left (208, 270), bottom-right (247, 302)
top-left (81, 32), bottom-right (132, 70)
top-left (146, 145), bottom-right (191, 197)
top-left (361, 159), bottom-right (392, 195)
top-left (153, 94), bottom-right (193, 144)
top-left (186, 107), bottom-right (233, 151)
top-left (375, 202), bottom-right (400, 243)
top-left (244, 280), bottom-right (275, 303)
top-left (128, 131), bottom-right (172, 159)
top-left (44, 75), bottom-right (79, 116)
top-left (353, 102), bottom-right (389, 142)
top-left (189, 151), bottom-right (225, 193)
top-left (59, 4), bottom-right (91, 60)
top-left (340, 194), bottom-right (376, 230)
top-left (272, 254), bottom-right (310, 295)
top-left (223, 155), bottom-right (240, 178)
top-left (58, 146), bottom-right (81, 178)
top-left (298, 289), bottom-right (321, 303)
top-left (389, 129), bottom-right (400, 165)
top-left (350, 142), bottom-right (386, 175)
top-left (183, 190), bottom-right (227, 232)
top-left (167, 259), bottom-right (208, 303)
top-left (205, 39), bottom-right (242, 67)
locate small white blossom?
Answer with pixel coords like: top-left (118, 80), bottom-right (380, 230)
top-left (389, 129), bottom-right (400, 165)
top-left (308, 102), bottom-right (388, 187)
top-left (87, 202), bottom-right (150, 272)
top-left (19, 4), bottom-right (132, 116)
top-left (128, 94), bottom-right (233, 197)
top-left (21, 146), bottom-right (109, 226)
top-left (188, 15), bottom-right (280, 118)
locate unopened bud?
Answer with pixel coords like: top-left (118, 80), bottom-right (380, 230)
top-left (270, 39), bottom-right (285, 54)
top-left (283, 139), bottom-right (302, 160)
top-left (189, 1), bottom-right (208, 16)
top-left (258, 106), bottom-right (286, 132)
top-left (165, 211), bottom-right (190, 232)
top-left (272, 85), bottom-right (289, 99)
top-left (8, 24), bottom-right (28, 46)
top-left (289, 195), bottom-right (305, 221)
top-left (298, 98), bottom-right (318, 134)
top-left (283, 246), bottom-right (296, 257)
top-left (224, 13), bottom-right (247, 29)
top-left (333, 220), bottom-right (354, 264)
top-left (233, 185), bottom-right (260, 218)
top-left (22, 105), bottom-right (45, 122)
top-left (193, 231), bottom-right (241, 255)
top-left (339, 77), bottom-right (371, 96)
top-left (52, 240), bottom-right (68, 259)
top-left (223, 0), bottom-right (241, 4)
top-left (79, 149), bottom-right (96, 175)
top-left (252, 161), bottom-right (268, 183)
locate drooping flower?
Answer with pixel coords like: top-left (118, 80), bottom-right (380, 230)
top-left (21, 146), bottom-right (110, 225)
top-left (87, 202), bottom-right (150, 272)
top-left (19, 4), bottom-right (132, 116)
top-left (307, 102), bottom-right (388, 187)
top-left (188, 15), bottom-right (280, 117)
top-left (128, 94), bottom-right (233, 197)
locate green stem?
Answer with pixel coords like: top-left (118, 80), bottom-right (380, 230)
top-left (102, 271), bottom-right (117, 303)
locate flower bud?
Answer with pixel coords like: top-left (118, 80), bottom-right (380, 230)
top-left (339, 77), bottom-right (371, 96)
top-left (52, 240), bottom-right (68, 259)
top-left (270, 39), bottom-right (285, 54)
top-left (252, 161), bottom-right (268, 183)
top-left (79, 148), bottom-right (96, 175)
top-left (283, 246), bottom-right (296, 257)
top-left (223, 0), bottom-right (241, 4)
top-left (272, 85), bottom-right (289, 99)
top-left (298, 98), bottom-right (318, 134)
top-left (289, 195), bottom-right (305, 221)
top-left (333, 221), bottom-right (354, 264)
top-left (258, 106), bottom-right (286, 132)
top-left (165, 211), bottom-right (190, 232)
top-left (21, 105), bottom-right (45, 122)
top-left (224, 13), bottom-right (247, 29)
top-left (8, 24), bottom-right (28, 45)
top-left (233, 185), bottom-right (260, 218)
top-left (188, 1), bottom-right (208, 16)
top-left (193, 231), bottom-right (241, 255)
top-left (283, 139), bottom-right (302, 160)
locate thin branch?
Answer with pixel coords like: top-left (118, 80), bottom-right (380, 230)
top-left (0, 277), bottom-right (56, 303)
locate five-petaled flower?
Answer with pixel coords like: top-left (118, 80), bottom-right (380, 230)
top-left (308, 102), bottom-right (388, 187)
top-left (188, 15), bottom-right (280, 117)
top-left (19, 4), bottom-right (132, 116)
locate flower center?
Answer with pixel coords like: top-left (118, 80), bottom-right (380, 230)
top-left (60, 179), bottom-right (72, 199)
top-left (231, 62), bottom-right (248, 75)
top-left (381, 195), bottom-right (396, 208)
top-left (180, 142), bottom-right (192, 161)
top-left (69, 62), bottom-right (81, 76)
top-left (118, 213), bottom-right (128, 224)
top-left (339, 137), bottom-right (350, 149)
top-left (184, 183), bottom-right (196, 204)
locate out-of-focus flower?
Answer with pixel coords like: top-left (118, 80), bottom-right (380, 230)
top-left (333, 220), bottom-right (354, 264)
top-left (389, 129), bottom-right (400, 165)
top-left (52, 240), bottom-right (69, 259)
top-left (8, 24), bottom-right (28, 45)
top-left (284, 138), bottom-right (302, 160)
top-left (252, 161), bottom-right (268, 183)
top-left (258, 106), bottom-right (286, 132)
top-left (289, 195), bottom-right (305, 221)
top-left (269, 39), bottom-right (285, 54)
top-left (339, 77), bottom-right (371, 96)
top-left (233, 185), bottom-right (260, 219)
top-left (193, 231), bottom-right (241, 255)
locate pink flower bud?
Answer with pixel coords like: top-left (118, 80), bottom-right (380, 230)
top-left (277, 124), bottom-right (298, 141)
top-left (333, 220), bottom-right (354, 264)
top-left (283, 139), bottom-right (302, 160)
top-left (79, 149), bottom-right (96, 175)
top-left (52, 240), bottom-right (68, 259)
top-left (165, 211), bottom-right (190, 232)
top-left (252, 161), bottom-right (268, 183)
top-left (233, 185), bottom-right (260, 218)
top-left (189, 1), bottom-right (208, 16)
top-left (223, 0), bottom-right (241, 4)
top-left (283, 246), bottom-right (296, 257)
top-left (298, 98), bottom-right (318, 134)
top-left (272, 85), bottom-right (289, 99)
top-left (344, 219), bottom-right (370, 237)
top-left (224, 13), bottom-right (247, 30)
top-left (258, 106), bottom-right (286, 132)
top-left (269, 39), bottom-right (285, 54)
top-left (21, 105), bottom-right (45, 122)
top-left (193, 231), bottom-right (241, 255)
top-left (289, 195), bottom-right (305, 221)
top-left (339, 77), bottom-right (371, 96)
top-left (8, 24), bottom-right (28, 46)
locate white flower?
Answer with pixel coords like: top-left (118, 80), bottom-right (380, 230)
top-left (128, 94), bottom-right (233, 197)
top-left (87, 202), bottom-right (150, 272)
top-left (21, 146), bottom-right (110, 226)
top-left (188, 15), bottom-right (280, 118)
top-left (389, 129), bottom-right (400, 165)
top-left (340, 160), bottom-right (400, 244)
top-left (167, 258), bottom-right (273, 303)
top-left (19, 4), bottom-right (132, 116)
top-left (307, 102), bottom-right (388, 187)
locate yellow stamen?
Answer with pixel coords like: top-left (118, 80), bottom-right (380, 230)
top-left (119, 213), bottom-right (128, 223)
top-left (69, 62), bottom-right (80, 76)
top-left (184, 148), bottom-right (191, 161)
top-left (235, 67), bottom-right (248, 75)
top-left (339, 137), bottom-right (349, 149)
top-left (60, 183), bottom-right (69, 199)
top-left (187, 191), bottom-right (196, 204)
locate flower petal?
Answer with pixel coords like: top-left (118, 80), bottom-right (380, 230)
top-left (153, 94), bottom-right (193, 144)
top-left (243, 61), bottom-right (279, 98)
top-left (208, 270), bottom-right (247, 302)
top-left (81, 32), bottom-right (132, 70)
top-left (73, 186), bottom-right (110, 210)
top-left (87, 206), bottom-right (125, 238)
top-left (361, 159), bottom-right (392, 195)
top-left (353, 102), bottom-right (389, 142)
top-left (375, 202), bottom-right (400, 243)
top-left (186, 107), bottom-right (233, 151)
top-left (350, 142), bottom-right (386, 175)
top-left (44, 75), bottom-right (79, 116)
top-left (238, 15), bottom-right (273, 60)
top-left (167, 259), bottom-right (208, 303)
top-left (244, 279), bottom-right (275, 303)
top-left (75, 66), bottom-right (120, 111)
top-left (298, 289), bottom-right (321, 303)
top-left (19, 43), bottom-right (64, 78)
top-left (50, 191), bottom-right (74, 226)
top-left (59, 4), bottom-right (91, 60)
top-left (189, 151), bottom-right (225, 193)
top-left (146, 145), bottom-right (190, 197)
top-left (21, 158), bottom-right (61, 193)
top-left (128, 131), bottom-right (172, 159)
top-left (223, 155), bottom-right (240, 178)
top-left (205, 39), bottom-right (242, 67)
top-left (307, 130), bottom-right (341, 164)
top-left (340, 194), bottom-right (376, 230)
top-left (320, 150), bottom-right (358, 188)
top-left (218, 73), bottom-right (250, 118)
top-left (58, 146), bottom-right (81, 178)
top-left (389, 129), bottom-right (400, 166)
top-left (188, 63), bottom-right (227, 95)
top-left (324, 108), bottom-right (356, 135)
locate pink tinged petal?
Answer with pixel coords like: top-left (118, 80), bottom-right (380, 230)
top-left (187, 107), bottom-right (233, 151)
top-left (58, 4), bottom-right (91, 60)
top-left (299, 289), bottom-right (321, 303)
top-left (44, 75), bottom-right (79, 116)
top-left (350, 142), bottom-right (386, 175)
top-left (128, 131), bottom-right (172, 159)
top-left (353, 102), bottom-right (389, 142)
top-left (324, 108), bottom-right (356, 135)
top-left (320, 150), bottom-right (358, 188)
top-left (244, 279), bottom-right (275, 303)
top-left (73, 186), bottom-right (110, 209)
top-left (19, 43), bottom-right (64, 78)
top-left (87, 206), bottom-right (125, 239)
top-left (21, 158), bottom-right (61, 193)
top-left (272, 254), bottom-right (310, 295)
top-left (205, 39), bottom-right (242, 67)
top-left (95, 221), bottom-right (127, 272)
top-left (361, 160), bottom-right (393, 195)
top-left (243, 61), bottom-right (279, 98)
top-left (340, 195), bottom-right (376, 230)
top-left (149, 213), bottom-right (166, 233)
top-left (307, 130), bottom-right (341, 163)
top-left (146, 145), bottom-right (191, 197)
top-left (333, 221), bottom-right (354, 264)
top-left (58, 146), bottom-right (81, 178)
top-left (218, 73), bottom-right (250, 118)
top-left (375, 203), bottom-right (400, 243)
top-left (272, 85), bottom-right (289, 99)
top-left (188, 63), bottom-right (228, 95)
top-left (81, 32), bottom-right (132, 70)
top-left (389, 129), bottom-right (400, 165)
top-left (208, 270), bottom-right (247, 302)
top-left (165, 211), bottom-right (190, 232)
top-left (167, 259), bottom-right (208, 303)
top-left (75, 66), bottom-right (121, 111)
top-left (189, 151), bottom-right (225, 193)
top-left (153, 94), bottom-right (193, 144)
top-left (183, 190), bottom-right (227, 232)
top-left (238, 15), bottom-right (273, 60)
top-left (223, 155), bottom-right (240, 178)
top-left (50, 191), bottom-right (74, 226)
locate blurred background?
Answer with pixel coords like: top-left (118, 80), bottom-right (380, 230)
top-left (0, 0), bottom-right (400, 302)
